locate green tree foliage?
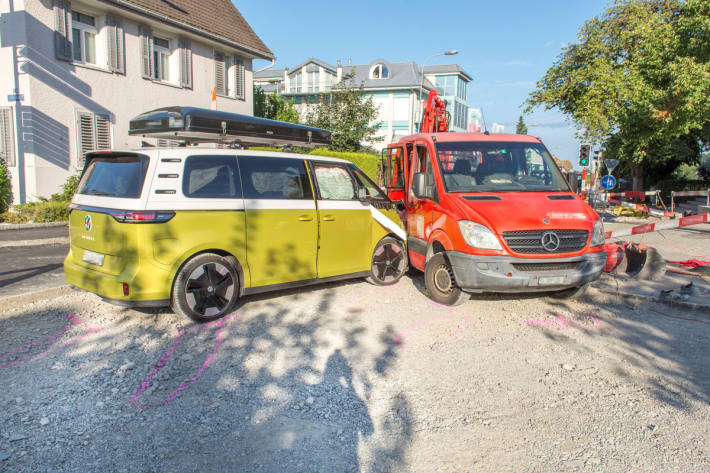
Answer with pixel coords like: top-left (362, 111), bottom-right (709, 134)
top-left (525, 0), bottom-right (710, 190)
top-left (305, 76), bottom-right (382, 152)
top-left (516, 116), bottom-right (528, 134)
top-left (253, 86), bottom-right (299, 123)
top-left (0, 156), bottom-right (12, 213)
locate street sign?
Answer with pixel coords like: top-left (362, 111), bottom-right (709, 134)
top-left (7, 93), bottom-right (24, 102)
top-left (604, 159), bottom-right (619, 173)
top-left (601, 174), bottom-right (617, 190)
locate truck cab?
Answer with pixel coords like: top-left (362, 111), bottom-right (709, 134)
top-left (385, 132), bottom-right (607, 305)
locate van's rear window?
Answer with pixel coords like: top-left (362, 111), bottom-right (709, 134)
top-left (78, 155), bottom-right (149, 198)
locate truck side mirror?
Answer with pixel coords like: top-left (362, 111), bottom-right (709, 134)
top-left (412, 173), bottom-right (427, 198)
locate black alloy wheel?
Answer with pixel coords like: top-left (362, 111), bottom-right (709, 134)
top-left (366, 237), bottom-right (408, 286)
top-left (172, 253), bottom-right (239, 322)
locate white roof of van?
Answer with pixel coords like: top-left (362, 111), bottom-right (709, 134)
top-left (104, 148), bottom-right (352, 165)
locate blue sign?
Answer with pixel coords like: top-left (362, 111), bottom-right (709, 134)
top-left (601, 174), bottom-right (617, 190)
top-left (7, 94), bottom-right (24, 102)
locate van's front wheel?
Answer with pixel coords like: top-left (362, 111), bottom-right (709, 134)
top-left (365, 237), bottom-right (407, 286)
top-left (424, 253), bottom-right (469, 306)
top-left (172, 253), bottom-right (239, 323)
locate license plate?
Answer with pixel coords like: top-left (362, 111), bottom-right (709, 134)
top-left (539, 276), bottom-right (565, 285)
top-left (82, 250), bottom-right (105, 266)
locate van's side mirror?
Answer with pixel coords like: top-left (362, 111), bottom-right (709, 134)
top-left (357, 187), bottom-right (369, 201)
top-left (412, 173), bottom-right (427, 198)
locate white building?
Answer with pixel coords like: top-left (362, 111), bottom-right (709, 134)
top-left (0, 0), bottom-right (273, 203)
top-left (254, 58), bottom-right (472, 148)
top-left (467, 108), bottom-right (482, 133)
top-left (491, 122), bottom-right (505, 134)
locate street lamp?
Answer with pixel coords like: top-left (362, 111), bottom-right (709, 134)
top-left (418, 50), bottom-right (458, 131)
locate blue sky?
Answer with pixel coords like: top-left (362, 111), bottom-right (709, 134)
top-left (237, 0), bottom-right (610, 165)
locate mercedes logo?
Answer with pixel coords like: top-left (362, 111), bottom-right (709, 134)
top-left (84, 215), bottom-right (92, 232)
top-left (540, 231), bottom-right (560, 252)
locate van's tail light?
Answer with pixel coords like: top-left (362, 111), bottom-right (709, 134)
top-left (110, 210), bottom-right (175, 223)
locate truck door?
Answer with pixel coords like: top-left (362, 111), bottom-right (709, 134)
top-left (384, 145), bottom-right (405, 203)
top-left (406, 143), bottom-right (436, 268)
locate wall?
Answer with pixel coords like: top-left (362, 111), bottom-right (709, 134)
top-left (3, 0), bottom-right (255, 202)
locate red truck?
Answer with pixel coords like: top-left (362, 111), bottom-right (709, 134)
top-left (383, 92), bottom-right (606, 305)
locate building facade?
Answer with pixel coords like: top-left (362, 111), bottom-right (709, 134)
top-left (254, 58), bottom-right (472, 148)
top-left (0, 0), bottom-right (272, 203)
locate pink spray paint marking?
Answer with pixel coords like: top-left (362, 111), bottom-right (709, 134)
top-left (129, 313), bottom-right (240, 409)
top-left (0, 313), bottom-right (99, 369)
top-left (523, 313), bottom-right (600, 331)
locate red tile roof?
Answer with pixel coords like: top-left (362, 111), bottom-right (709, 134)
top-left (106, 0), bottom-right (273, 58)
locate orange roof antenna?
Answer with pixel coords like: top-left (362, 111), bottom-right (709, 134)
top-left (210, 87), bottom-right (217, 111)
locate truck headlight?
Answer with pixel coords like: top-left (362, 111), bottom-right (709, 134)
top-left (590, 219), bottom-right (605, 246)
top-left (458, 221), bottom-right (503, 250)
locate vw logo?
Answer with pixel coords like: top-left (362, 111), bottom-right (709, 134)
top-left (540, 231), bottom-right (560, 252)
top-left (84, 215), bottom-right (92, 232)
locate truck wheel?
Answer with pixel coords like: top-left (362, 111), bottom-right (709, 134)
top-left (550, 283), bottom-right (589, 299)
top-left (366, 237), bottom-right (408, 286)
top-left (171, 253), bottom-right (239, 323)
top-left (424, 253), bottom-right (469, 306)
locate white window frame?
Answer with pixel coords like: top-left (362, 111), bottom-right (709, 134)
top-left (152, 36), bottom-right (171, 83)
top-left (370, 64), bottom-right (389, 79)
top-left (71, 10), bottom-right (98, 65)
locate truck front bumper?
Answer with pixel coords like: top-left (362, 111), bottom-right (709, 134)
top-left (446, 250), bottom-right (607, 293)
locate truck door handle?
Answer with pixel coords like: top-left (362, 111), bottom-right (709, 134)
top-left (298, 215), bottom-right (313, 222)
top-left (322, 215), bottom-right (335, 222)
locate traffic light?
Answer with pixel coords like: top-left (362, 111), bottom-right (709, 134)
top-left (579, 144), bottom-right (591, 166)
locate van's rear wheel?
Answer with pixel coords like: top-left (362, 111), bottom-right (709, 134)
top-left (424, 253), bottom-right (469, 306)
top-left (172, 253), bottom-right (239, 323)
top-left (365, 237), bottom-right (407, 286)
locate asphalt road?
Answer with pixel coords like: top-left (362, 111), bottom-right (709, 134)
top-left (0, 243), bottom-right (68, 298)
top-left (0, 225), bottom-right (68, 242)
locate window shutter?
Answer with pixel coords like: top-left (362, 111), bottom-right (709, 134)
top-left (94, 115), bottom-right (111, 150)
top-left (139, 26), bottom-right (153, 79)
top-left (106, 16), bottom-right (125, 74)
top-left (233, 57), bottom-right (245, 99)
top-left (53, 0), bottom-right (72, 61)
top-left (214, 52), bottom-right (226, 95)
top-left (0, 107), bottom-right (16, 167)
top-left (76, 111), bottom-right (94, 167)
top-left (178, 39), bottom-right (192, 89)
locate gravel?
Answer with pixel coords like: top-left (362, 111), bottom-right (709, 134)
top-left (1, 276), bottom-right (710, 472)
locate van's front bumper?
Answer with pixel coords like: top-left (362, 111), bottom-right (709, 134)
top-left (63, 253), bottom-right (170, 307)
top-left (446, 250), bottom-right (606, 293)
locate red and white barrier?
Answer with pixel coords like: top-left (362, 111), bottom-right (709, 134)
top-left (670, 189), bottom-right (710, 213)
top-left (607, 190), bottom-right (658, 201)
top-left (604, 212), bottom-right (709, 239)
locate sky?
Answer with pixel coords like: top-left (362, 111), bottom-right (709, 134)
top-left (237, 0), bottom-right (611, 166)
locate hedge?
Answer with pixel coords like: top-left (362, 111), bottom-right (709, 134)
top-left (0, 201), bottom-right (70, 224)
top-left (0, 158), bottom-right (11, 214)
top-left (308, 148), bottom-right (380, 181)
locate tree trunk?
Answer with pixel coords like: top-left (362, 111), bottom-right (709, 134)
top-left (631, 162), bottom-right (644, 191)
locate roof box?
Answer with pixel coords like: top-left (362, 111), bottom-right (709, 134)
top-left (128, 106), bottom-right (331, 148)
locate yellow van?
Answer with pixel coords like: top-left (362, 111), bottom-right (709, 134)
top-left (64, 108), bottom-right (407, 322)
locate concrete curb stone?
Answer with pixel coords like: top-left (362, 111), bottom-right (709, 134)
top-left (0, 222), bottom-right (68, 231)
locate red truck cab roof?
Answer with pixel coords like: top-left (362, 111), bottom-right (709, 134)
top-left (394, 132), bottom-right (542, 145)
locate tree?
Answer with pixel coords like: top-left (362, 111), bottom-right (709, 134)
top-left (253, 86), bottom-right (299, 123)
top-left (516, 116), bottom-right (528, 134)
top-left (0, 155), bottom-right (11, 213)
top-left (305, 75), bottom-right (382, 152)
top-left (525, 0), bottom-right (710, 190)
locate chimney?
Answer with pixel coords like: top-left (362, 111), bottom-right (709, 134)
top-left (283, 67), bottom-right (289, 93)
top-left (336, 60), bottom-right (342, 83)
top-left (347, 58), bottom-right (352, 65)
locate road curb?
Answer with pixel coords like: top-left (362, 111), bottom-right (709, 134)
top-left (0, 285), bottom-right (75, 308)
top-left (0, 222), bottom-right (68, 231)
top-left (586, 285), bottom-right (710, 316)
top-left (0, 237), bottom-right (69, 249)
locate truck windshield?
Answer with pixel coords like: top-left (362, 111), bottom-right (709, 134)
top-left (435, 141), bottom-right (570, 193)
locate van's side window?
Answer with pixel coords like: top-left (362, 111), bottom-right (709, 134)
top-left (239, 156), bottom-right (312, 200)
top-left (313, 164), bottom-right (357, 201)
top-left (183, 155), bottom-right (241, 198)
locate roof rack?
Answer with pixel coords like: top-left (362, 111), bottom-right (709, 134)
top-left (128, 106), bottom-right (331, 148)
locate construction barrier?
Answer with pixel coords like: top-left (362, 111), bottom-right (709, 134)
top-left (670, 189), bottom-right (709, 213)
top-left (606, 190), bottom-right (659, 201)
top-left (604, 212), bottom-right (709, 239)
